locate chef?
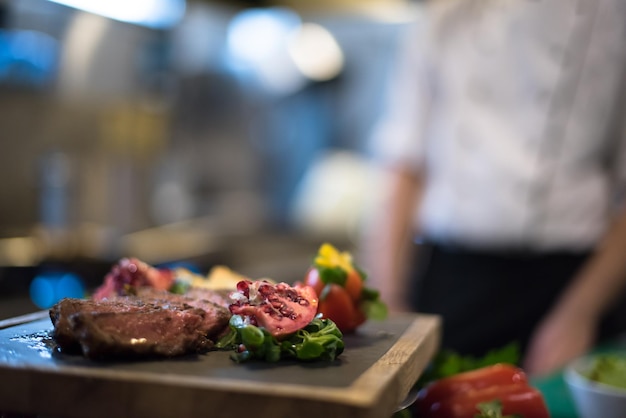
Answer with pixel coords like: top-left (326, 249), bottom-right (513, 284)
top-left (363, 0), bottom-right (626, 376)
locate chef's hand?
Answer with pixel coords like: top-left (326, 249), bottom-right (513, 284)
top-left (525, 206), bottom-right (626, 377)
top-left (523, 306), bottom-right (596, 377)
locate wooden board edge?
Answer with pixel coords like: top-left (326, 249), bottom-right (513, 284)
top-left (349, 313), bottom-right (442, 417)
top-left (0, 364), bottom-right (374, 418)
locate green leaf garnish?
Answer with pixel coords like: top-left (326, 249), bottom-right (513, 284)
top-left (361, 299), bottom-right (388, 321)
top-left (360, 286), bottom-right (380, 301)
top-left (317, 266), bottom-right (347, 287)
top-left (217, 315), bottom-right (344, 363)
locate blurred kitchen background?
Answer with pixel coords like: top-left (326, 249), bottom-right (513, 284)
top-left (0, 0), bottom-right (419, 318)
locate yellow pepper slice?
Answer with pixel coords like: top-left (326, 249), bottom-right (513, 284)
top-left (314, 243), bottom-right (354, 273)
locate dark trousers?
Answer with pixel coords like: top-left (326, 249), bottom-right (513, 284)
top-left (409, 244), bottom-right (626, 359)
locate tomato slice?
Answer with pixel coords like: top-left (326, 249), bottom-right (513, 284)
top-left (229, 280), bottom-right (319, 339)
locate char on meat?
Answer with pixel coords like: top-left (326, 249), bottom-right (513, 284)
top-left (50, 290), bottom-right (231, 360)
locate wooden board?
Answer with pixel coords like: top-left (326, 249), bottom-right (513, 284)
top-left (0, 311), bottom-right (440, 418)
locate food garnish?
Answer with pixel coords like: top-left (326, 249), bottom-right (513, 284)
top-left (227, 280), bottom-right (319, 338)
top-left (217, 314), bottom-right (344, 362)
top-left (304, 243), bottom-right (387, 333)
top-left (92, 257), bottom-right (175, 300)
top-left (93, 259), bottom-right (247, 299)
top-left (218, 279), bottom-right (343, 362)
top-left (171, 265), bottom-right (249, 294)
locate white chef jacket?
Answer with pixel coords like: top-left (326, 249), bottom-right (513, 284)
top-left (370, 0), bottom-right (626, 251)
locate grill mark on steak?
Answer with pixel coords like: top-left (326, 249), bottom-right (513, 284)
top-left (50, 288), bottom-right (231, 360)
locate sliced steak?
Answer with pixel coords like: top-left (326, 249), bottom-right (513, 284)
top-left (50, 289), bottom-right (232, 360)
top-left (69, 307), bottom-right (211, 360)
top-left (185, 287), bottom-right (231, 310)
top-left (134, 288), bottom-right (231, 340)
top-left (50, 298), bottom-right (148, 353)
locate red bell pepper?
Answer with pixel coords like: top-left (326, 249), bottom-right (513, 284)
top-left (413, 364), bottom-right (550, 418)
top-left (416, 363), bottom-right (528, 407)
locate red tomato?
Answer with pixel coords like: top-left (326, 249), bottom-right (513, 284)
top-left (304, 267), bottom-right (325, 298)
top-left (304, 266), bottom-right (367, 333)
top-left (317, 284), bottom-right (365, 333)
top-left (345, 270), bottom-right (364, 302)
top-left (229, 280), bottom-right (319, 339)
top-left (304, 267), bottom-right (363, 303)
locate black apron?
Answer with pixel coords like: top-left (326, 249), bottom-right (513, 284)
top-left (409, 243), bottom-right (626, 358)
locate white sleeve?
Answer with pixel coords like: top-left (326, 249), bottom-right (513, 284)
top-left (368, 9), bottom-right (434, 171)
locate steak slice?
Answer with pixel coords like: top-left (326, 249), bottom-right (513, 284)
top-left (50, 298), bottom-right (149, 353)
top-left (185, 287), bottom-right (231, 310)
top-left (134, 288), bottom-right (231, 340)
top-left (49, 290), bottom-right (232, 360)
top-left (69, 307), bottom-right (211, 360)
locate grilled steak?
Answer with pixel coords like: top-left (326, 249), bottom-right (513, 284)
top-left (50, 289), bottom-right (231, 360)
top-left (50, 298), bottom-right (149, 353)
top-left (69, 307), bottom-right (211, 360)
top-left (133, 288), bottom-right (231, 339)
top-left (184, 287), bottom-right (231, 310)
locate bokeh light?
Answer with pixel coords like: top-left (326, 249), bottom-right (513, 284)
top-left (226, 7), bottom-right (306, 95)
top-left (30, 272), bottom-right (85, 309)
top-left (288, 23), bottom-right (344, 82)
top-left (47, 0), bottom-right (186, 29)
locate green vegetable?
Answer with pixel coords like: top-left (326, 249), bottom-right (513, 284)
top-left (474, 400), bottom-right (521, 418)
top-left (168, 280), bottom-right (190, 295)
top-left (217, 314), bottom-right (345, 363)
top-left (585, 353), bottom-right (626, 390)
top-left (317, 266), bottom-right (348, 287)
top-left (360, 299), bottom-right (388, 321)
top-left (358, 287), bottom-right (388, 320)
